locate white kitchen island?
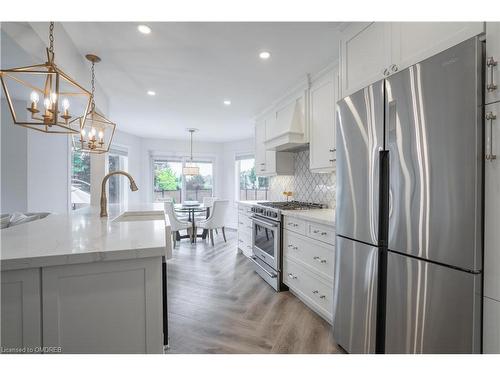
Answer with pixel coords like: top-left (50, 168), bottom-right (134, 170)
top-left (0, 203), bottom-right (171, 354)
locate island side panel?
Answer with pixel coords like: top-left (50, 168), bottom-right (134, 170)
top-left (41, 257), bottom-right (163, 354)
top-left (1, 268), bottom-right (42, 352)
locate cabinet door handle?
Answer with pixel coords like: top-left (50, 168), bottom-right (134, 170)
top-left (486, 112), bottom-right (497, 161)
top-left (319, 295), bottom-right (326, 299)
top-left (487, 57), bottom-right (498, 92)
top-left (329, 148), bottom-right (336, 152)
top-left (312, 290), bottom-right (319, 294)
top-left (288, 273), bottom-right (297, 280)
top-left (390, 64), bottom-right (398, 73)
top-left (383, 68), bottom-right (389, 76)
top-left (313, 256), bottom-right (327, 264)
top-left (329, 159), bottom-right (335, 162)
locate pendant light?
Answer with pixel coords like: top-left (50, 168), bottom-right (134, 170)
top-left (183, 128), bottom-right (200, 176)
top-left (71, 54), bottom-right (116, 154)
top-left (0, 22), bottom-right (91, 133)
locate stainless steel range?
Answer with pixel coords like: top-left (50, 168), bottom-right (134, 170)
top-left (250, 201), bottom-right (326, 291)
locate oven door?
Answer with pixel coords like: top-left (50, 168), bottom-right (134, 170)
top-left (251, 215), bottom-right (280, 271)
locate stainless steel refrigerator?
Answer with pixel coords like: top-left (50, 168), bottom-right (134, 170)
top-left (333, 37), bottom-right (483, 354)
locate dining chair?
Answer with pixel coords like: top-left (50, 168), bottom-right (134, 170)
top-left (164, 201), bottom-right (192, 248)
top-left (196, 200), bottom-right (229, 246)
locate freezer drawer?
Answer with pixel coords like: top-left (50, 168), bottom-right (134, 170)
top-left (386, 37), bottom-right (483, 271)
top-left (333, 236), bottom-right (379, 353)
top-left (336, 80), bottom-right (385, 246)
top-left (385, 251), bottom-right (481, 354)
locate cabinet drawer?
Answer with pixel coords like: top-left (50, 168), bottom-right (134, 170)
top-left (284, 231), bottom-right (334, 280)
top-left (238, 231), bottom-right (252, 254)
top-left (238, 204), bottom-right (253, 216)
top-left (238, 235), bottom-right (253, 257)
top-left (283, 258), bottom-right (333, 321)
top-left (283, 216), bottom-right (306, 235)
top-left (306, 222), bottom-right (335, 245)
top-left (238, 214), bottom-right (253, 233)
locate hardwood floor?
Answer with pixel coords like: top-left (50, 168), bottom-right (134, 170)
top-left (166, 229), bottom-right (344, 354)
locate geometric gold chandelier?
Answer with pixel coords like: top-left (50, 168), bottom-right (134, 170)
top-left (71, 54), bottom-right (116, 154)
top-left (0, 22), bottom-right (92, 134)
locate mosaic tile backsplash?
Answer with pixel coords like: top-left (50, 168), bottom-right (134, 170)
top-left (269, 150), bottom-right (336, 208)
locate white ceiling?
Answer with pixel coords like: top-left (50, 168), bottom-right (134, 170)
top-left (62, 22), bottom-right (341, 142)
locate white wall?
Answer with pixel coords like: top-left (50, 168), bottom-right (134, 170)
top-left (111, 129), bottom-right (144, 205)
top-left (1, 99), bottom-right (28, 213)
top-left (1, 98), bottom-right (71, 214)
top-left (26, 129), bottom-right (71, 213)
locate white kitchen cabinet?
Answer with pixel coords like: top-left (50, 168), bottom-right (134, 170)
top-left (284, 257), bottom-right (333, 324)
top-left (237, 203), bottom-right (254, 257)
top-left (486, 22), bottom-right (500, 105)
top-left (392, 22), bottom-right (484, 73)
top-left (340, 22), bottom-right (485, 97)
top-left (484, 101), bottom-right (500, 303)
top-left (340, 22), bottom-right (392, 97)
top-left (283, 216), bottom-right (335, 324)
top-left (1, 268), bottom-right (42, 352)
top-left (484, 296), bottom-right (500, 354)
top-left (255, 115), bottom-right (294, 177)
top-left (309, 64), bottom-right (339, 172)
top-left (42, 257), bottom-right (163, 354)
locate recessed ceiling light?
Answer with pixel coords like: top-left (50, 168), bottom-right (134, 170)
top-left (137, 25), bottom-right (152, 34)
top-left (147, 90), bottom-right (156, 96)
top-left (259, 51), bottom-right (271, 60)
top-left (223, 100), bottom-right (231, 106)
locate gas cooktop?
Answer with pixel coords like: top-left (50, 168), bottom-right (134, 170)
top-left (257, 201), bottom-right (326, 210)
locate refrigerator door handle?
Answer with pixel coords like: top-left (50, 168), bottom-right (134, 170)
top-left (388, 100), bottom-right (397, 135)
top-left (486, 111), bottom-right (497, 161)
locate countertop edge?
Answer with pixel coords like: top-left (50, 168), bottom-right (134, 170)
top-left (1, 246), bottom-right (166, 272)
top-left (281, 209), bottom-right (336, 227)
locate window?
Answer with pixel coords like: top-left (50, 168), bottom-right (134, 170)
top-left (108, 148), bottom-right (129, 204)
top-left (236, 156), bottom-right (269, 201)
top-left (185, 161), bottom-right (213, 202)
top-left (71, 148), bottom-right (91, 210)
top-left (153, 158), bottom-right (213, 203)
top-left (153, 160), bottom-right (182, 203)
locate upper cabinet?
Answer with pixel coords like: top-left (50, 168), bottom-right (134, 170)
top-left (340, 22), bottom-right (485, 97)
top-left (340, 22), bottom-right (392, 98)
top-left (255, 114), bottom-right (294, 177)
top-left (392, 22), bottom-right (485, 74)
top-left (309, 64), bottom-right (339, 173)
top-left (264, 85), bottom-right (308, 152)
top-left (486, 22), bottom-right (500, 105)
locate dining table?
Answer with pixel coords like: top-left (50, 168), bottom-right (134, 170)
top-left (174, 202), bottom-right (211, 243)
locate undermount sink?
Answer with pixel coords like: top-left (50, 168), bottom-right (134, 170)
top-left (112, 209), bottom-right (172, 259)
top-left (112, 210), bottom-right (166, 223)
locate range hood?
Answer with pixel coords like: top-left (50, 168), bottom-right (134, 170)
top-left (264, 96), bottom-right (308, 152)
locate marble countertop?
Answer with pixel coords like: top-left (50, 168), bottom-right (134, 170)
top-left (281, 208), bottom-right (335, 227)
top-left (1, 203), bottom-right (171, 271)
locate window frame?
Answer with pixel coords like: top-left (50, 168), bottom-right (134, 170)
top-left (235, 154), bottom-right (269, 201)
top-left (150, 154), bottom-right (216, 203)
top-left (107, 146), bottom-right (129, 204)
